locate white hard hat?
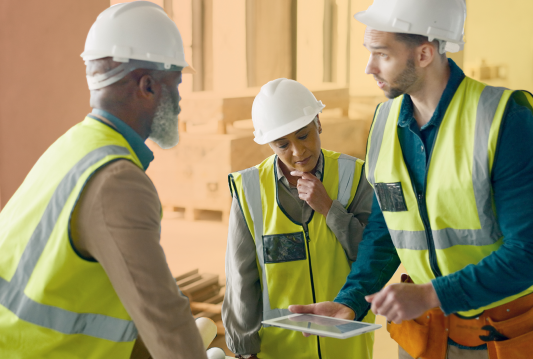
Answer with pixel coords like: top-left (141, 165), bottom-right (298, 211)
top-left (354, 0), bottom-right (466, 53)
top-left (81, 1), bottom-right (193, 90)
top-left (252, 79), bottom-right (325, 145)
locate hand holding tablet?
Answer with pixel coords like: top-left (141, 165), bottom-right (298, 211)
top-left (262, 314), bottom-right (381, 339)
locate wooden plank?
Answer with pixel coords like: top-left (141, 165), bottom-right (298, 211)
top-left (174, 269), bottom-right (199, 282)
top-left (190, 302), bottom-right (222, 314)
top-left (190, 284), bottom-right (222, 302)
top-left (194, 311), bottom-right (221, 322)
top-left (181, 274), bottom-right (219, 293)
top-left (177, 273), bottom-right (203, 287)
top-left (215, 320), bottom-right (225, 335)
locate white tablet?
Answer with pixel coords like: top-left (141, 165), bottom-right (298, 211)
top-left (261, 314), bottom-right (381, 339)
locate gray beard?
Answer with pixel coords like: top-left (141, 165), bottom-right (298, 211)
top-left (148, 86), bottom-right (181, 149)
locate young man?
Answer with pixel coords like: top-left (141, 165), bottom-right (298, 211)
top-left (290, 0), bottom-right (533, 358)
top-left (222, 78), bottom-right (375, 359)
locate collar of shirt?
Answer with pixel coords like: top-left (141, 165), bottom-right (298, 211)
top-left (397, 58), bottom-right (466, 130)
top-left (90, 109), bottom-right (154, 171)
top-left (276, 151), bottom-right (324, 188)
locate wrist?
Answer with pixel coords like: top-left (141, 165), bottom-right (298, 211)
top-left (424, 282), bottom-right (441, 308)
top-left (321, 198), bottom-right (333, 217)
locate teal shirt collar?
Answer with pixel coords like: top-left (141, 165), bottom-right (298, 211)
top-left (90, 109), bottom-right (154, 170)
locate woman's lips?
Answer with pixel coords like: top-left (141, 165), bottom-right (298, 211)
top-left (294, 156), bottom-right (311, 165)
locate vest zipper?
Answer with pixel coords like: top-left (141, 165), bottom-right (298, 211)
top-left (303, 225), bottom-right (322, 359)
top-left (415, 192), bottom-right (442, 277)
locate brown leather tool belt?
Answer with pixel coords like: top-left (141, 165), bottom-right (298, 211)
top-left (386, 275), bottom-right (533, 359)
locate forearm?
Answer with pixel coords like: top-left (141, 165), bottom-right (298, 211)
top-left (334, 194), bottom-right (401, 320)
top-left (326, 200), bottom-right (365, 262)
top-left (433, 244), bottom-right (533, 315)
top-left (222, 198), bottom-right (262, 355)
top-left (326, 172), bottom-right (373, 262)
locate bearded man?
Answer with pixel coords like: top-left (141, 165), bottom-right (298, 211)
top-left (0, 2), bottom-right (207, 359)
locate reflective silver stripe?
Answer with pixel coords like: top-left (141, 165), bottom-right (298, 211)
top-left (389, 230), bottom-right (428, 250)
top-left (374, 87), bottom-right (508, 250)
top-left (432, 228), bottom-right (501, 249)
top-left (367, 101), bottom-right (393, 186)
top-left (337, 154), bottom-right (356, 207)
top-left (472, 86), bottom-right (506, 240)
top-left (0, 145), bottom-right (137, 342)
top-left (390, 228), bottom-right (501, 250)
top-left (239, 167), bottom-right (273, 318)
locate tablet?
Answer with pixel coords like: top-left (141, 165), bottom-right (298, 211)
top-left (261, 314), bottom-right (382, 339)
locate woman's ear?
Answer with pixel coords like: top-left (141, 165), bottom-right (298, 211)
top-left (317, 115), bottom-right (322, 134)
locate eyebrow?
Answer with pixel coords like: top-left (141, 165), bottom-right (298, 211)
top-left (295, 127), bottom-right (308, 135)
top-left (363, 44), bottom-right (389, 50)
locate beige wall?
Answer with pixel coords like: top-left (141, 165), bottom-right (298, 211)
top-left (463, 0), bottom-right (533, 91)
top-left (0, 0), bottom-right (109, 207)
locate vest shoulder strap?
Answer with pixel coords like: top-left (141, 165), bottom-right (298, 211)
top-left (366, 100), bottom-right (395, 187)
top-left (337, 153), bottom-right (362, 207)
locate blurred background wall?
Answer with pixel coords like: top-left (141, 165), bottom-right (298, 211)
top-left (0, 0), bottom-right (109, 205)
top-left (1, 0), bottom-right (531, 357)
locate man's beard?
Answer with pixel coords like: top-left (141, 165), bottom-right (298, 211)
top-left (385, 57), bottom-right (417, 99)
top-left (148, 86), bottom-right (181, 149)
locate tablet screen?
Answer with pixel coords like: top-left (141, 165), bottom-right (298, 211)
top-left (273, 314), bottom-right (373, 334)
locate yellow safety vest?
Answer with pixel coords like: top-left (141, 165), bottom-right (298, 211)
top-left (365, 77), bottom-right (533, 317)
top-left (0, 117), bottom-right (142, 358)
top-left (229, 149), bottom-right (375, 359)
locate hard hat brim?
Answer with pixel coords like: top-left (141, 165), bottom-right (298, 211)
top-left (254, 114), bottom-right (318, 145)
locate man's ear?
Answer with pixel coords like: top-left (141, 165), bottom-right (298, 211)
top-left (138, 74), bottom-right (157, 99)
top-left (418, 42), bottom-right (436, 69)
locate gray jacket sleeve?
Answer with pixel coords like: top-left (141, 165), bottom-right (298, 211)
top-left (325, 166), bottom-right (373, 262)
top-left (222, 196), bottom-right (262, 355)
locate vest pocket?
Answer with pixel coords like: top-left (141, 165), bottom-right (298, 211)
top-left (492, 330), bottom-right (533, 359)
top-left (375, 182), bottom-right (408, 212)
top-left (389, 319), bottom-right (429, 359)
top-left (263, 232), bottom-right (306, 264)
top-left (488, 306), bottom-right (533, 358)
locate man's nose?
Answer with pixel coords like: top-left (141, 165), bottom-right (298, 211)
top-left (365, 55), bottom-right (378, 75)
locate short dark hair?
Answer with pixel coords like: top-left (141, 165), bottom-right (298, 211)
top-left (394, 33), bottom-right (446, 58)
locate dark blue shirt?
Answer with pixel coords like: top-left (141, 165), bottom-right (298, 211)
top-left (335, 59), bottom-right (533, 347)
top-left (90, 109), bottom-right (154, 170)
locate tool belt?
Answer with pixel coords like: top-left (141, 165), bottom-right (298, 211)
top-left (387, 275), bottom-right (533, 359)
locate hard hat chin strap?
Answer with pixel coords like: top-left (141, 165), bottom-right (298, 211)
top-left (437, 40), bottom-right (447, 55)
top-left (86, 59), bottom-right (182, 90)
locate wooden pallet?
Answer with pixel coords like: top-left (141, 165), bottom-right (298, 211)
top-left (175, 269), bottom-right (225, 335)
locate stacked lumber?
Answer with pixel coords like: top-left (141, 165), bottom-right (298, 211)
top-left (175, 269), bottom-right (226, 335)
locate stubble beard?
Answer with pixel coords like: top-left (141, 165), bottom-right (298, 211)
top-left (385, 56), bottom-right (418, 99)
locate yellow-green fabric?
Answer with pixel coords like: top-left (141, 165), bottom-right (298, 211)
top-left (229, 149), bottom-right (375, 359)
top-left (366, 77), bottom-right (533, 317)
top-left (0, 117), bottom-right (141, 358)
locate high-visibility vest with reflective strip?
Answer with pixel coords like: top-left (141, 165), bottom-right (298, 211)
top-left (365, 77), bottom-right (533, 317)
top-left (229, 149), bottom-right (375, 359)
top-left (0, 117), bottom-right (141, 358)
